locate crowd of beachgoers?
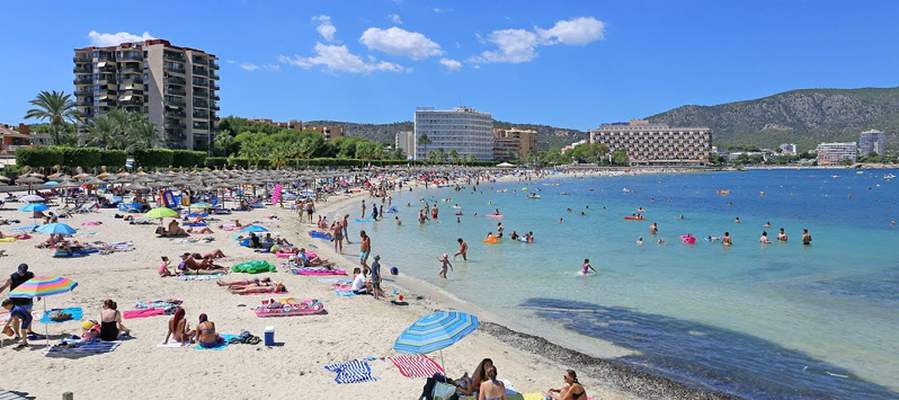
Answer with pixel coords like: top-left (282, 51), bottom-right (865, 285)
top-left (0, 165), bottom-right (666, 400)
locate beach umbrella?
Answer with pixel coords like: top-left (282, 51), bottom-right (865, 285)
top-left (16, 176), bottom-right (44, 185)
top-left (144, 207), bottom-right (179, 219)
top-left (9, 276), bottom-right (78, 344)
top-left (240, 224), bottom-right (268, 233)
top-left (36, 223), bottom-right (77, 236)
top-left (19, 203), bottom-right (49, 212)
top-left (190, 202), bottom-right (211, 209)
top-left (394, 310), bottom-right (479, 371)
top-left (0, 175), bottom-right (10, 182)
top-left (18, 194), bottom-right (45, 203)
top-left (44, 181), bottom-right (59, 187)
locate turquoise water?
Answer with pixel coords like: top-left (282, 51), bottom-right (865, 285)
top-left (347, 169), bottom-right (899, 399)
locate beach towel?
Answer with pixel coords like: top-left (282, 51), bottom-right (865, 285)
top-left (335, 290), bottom-right (357, 298)
top-left (388, 354), bottom-right (445, 378)
top-left (123, 308), bottom-right (166, 319)
top-left (231, 260), bottom-right (276, 274)
top-left (324, 359), bottom-right (378, 384)
top-left (157, 341), bottom-right (191, 348)
top-left (317, 278), bottom-right (350, 284)
top-left (176, 274), bottom-right (224, 281)
top-left (292, 267), bottom-right (347, 276)
top-left (193, 334), bottom-right (238, 351)
top-left (39, 307), bottom-right (83, 324)
top-left (354, 218), bottom-right (373, 223)
top-left (255, 300), bottom-right (326, 318)
top-left (46, 340), bottom-right (120, 358)
top-left (308, 230), bottom-right (333, 241)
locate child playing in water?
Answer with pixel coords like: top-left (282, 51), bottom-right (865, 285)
top-left (438, 253), bottom-right (453, 279)
top-left (581, 259), bottom-right (597, 275)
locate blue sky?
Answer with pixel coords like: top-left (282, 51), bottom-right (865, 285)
top-left (3, 0), bottom-right (899, 130)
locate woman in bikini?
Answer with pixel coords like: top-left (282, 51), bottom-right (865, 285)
top-left (546, 370), bottom-right (588, 400)
top-left (217, 277), bottom-right (271, 287)
top-left (196, 313), bottom-right (223, 348)
top-left (227, 281), bottom-right (286, 295)
top-left (163, 307), bottom-right (193, 345)
top-left (478, 366), bottom-right (506, 400)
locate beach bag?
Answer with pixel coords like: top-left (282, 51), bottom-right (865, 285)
top-left (432, 382), bottom-right (458, 400)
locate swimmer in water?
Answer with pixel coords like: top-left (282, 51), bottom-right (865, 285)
top-left (802, 229), bottom-right (812, 245)
top-left (567, 208), bottom-right (573, 213)
top-left (763, 221), bottom-right (772, 228)
top-left (581, 258), bottom-right (597, 275)
top-left (735, 217), bottom-right (742, 224)
top-left (777, 228), bottom-right (788, 242)
top-left (559, 217), bottom-right (564, 224)
top-left (649, 222), bottom-right (658, 235)
top-left (759, 231), bottom-right (770, 245)
top-left (510, 231), bottom-right (519, 241)
top-left (636, 237), bottom-right (644, 245)
top-left (722, 232), bottom-right (733, 246)
top-left (395, 216), bottom-right (402, 226)
top-left (657, 238), bottom-right (666, 245)
top-left (453, 238), bottom-right (468, 261)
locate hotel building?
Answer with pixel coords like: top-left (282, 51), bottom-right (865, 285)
top-left (493, 128), bottom-right (537, 161)
top-left (779, 143), bottom-right (798, 155)
top-left (816, 142), bottom-right (857, 165)
top-left (858, 129), bottom-right (886, 156)
top-left (414, 106), bottom-right (493, 161)
top-left (395, 131), bottom-right (415, 160)
top-left (589, 120), bottom-right (711, 166)
top-left (73, 39), bottom-right (219, 150)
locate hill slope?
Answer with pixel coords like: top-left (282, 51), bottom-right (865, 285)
top-left (305, 120), bottom-right (586, 151)
top-left (646, 87), bottom-right (899, 151)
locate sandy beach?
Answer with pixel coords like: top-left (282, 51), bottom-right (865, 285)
top-left (0, 168), bottom-right (733, 400)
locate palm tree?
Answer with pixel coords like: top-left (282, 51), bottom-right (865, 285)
top-left (126, 112), bottom-right (159, 151)
top-left (24, 90), bottom-right (79, 145)
top-left (85, 109), bottom-right (158, 152)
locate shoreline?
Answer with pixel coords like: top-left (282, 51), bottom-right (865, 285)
top-left (310, 170), bottom-right (742, 400)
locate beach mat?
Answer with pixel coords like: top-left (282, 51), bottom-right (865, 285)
top-left (388, 354), bottom-right (444, 378)
top-left (335, 290), bottom-right (357, 297)
top-left (193, 334), bottom-right (238, 351)
top-left (39, 307), bottom-right (83, 325)
top-left (46, 340), bottom-right (120, 358)
top-left (123, 308), bottom-right (166, 319)
top-left (292, 267), bottom-right (347, 276)
top-left (324, 359), bottom-right (378, 384)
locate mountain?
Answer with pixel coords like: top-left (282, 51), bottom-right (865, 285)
top-left (305, 120), bottom-right (587, 151)
top-left (646, 87), bottom-right (899, 151)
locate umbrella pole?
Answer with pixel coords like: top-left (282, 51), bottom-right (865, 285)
top-left (440, 349), bottom-right (446, 375)
top-left (44, 298), bottom-right (49, 346)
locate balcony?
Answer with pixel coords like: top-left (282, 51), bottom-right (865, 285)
top-left (120, 67), bottom-right (142, 75)
top-left (165, 75), bottom-right (187, 85)
top-left (164, 96), bottom-right (186, 107)
top-left (192, 110), bottom-right (210, 119)
top-left (210, 62), bottom-right (219, 70)
top-left (118, 51), bottom-right (143, 61)
top-left (164, 51), bottom-right (186, 62)
top-left (164, 62), bottom-right (186, 75)
top-left (166, 86), bottom-right (187, 96)
top-left (193, 98), bottom-right (209, 109)
top-left (167, 109), bottom-right (187, 118)
top-left (192, 66), bottom-right (209, 76)
top-left (191, 55), bottom-right (208, 65)
top-left (193, 122), bottom-right (210, 131)
top-left (193, 89), bottom-right (210, 98)
top-left (74, 77), bottom-right (92, 85)
top-left (192, 77), bottom-right (208, 86)
top-left (73, 55), bottom-right (90, 63)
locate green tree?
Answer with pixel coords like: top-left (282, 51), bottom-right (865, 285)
top-left (449, 149), bottom-right (460, 164)
top-left (611, 148), bottom-right (629, 166)
top-left (84, 110), bottom-right (158, 152)
top-left (24, 90), bottom-right (79, 145)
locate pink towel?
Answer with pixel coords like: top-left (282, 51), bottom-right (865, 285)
top-left (388, 354), bottom-right (445, 378)
top-left (292, 267), bottom-right (346, 276)
top-left (123, 308), bottom-right (166, 319)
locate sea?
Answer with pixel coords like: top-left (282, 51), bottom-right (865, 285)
top-left (341, 169), bottom-right (899, 399)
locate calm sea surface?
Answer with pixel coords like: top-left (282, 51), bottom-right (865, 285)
top-left (342, 169), bottom-right (899, 399)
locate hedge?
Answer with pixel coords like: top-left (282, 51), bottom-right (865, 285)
top-left (133, 149), bottom-right (174, 169)
top-left (205, 156), bottom-right (228, 167)
top-left (58, 147), bottom-right (102, 168)
top-left (100, 150), bottom-right (127, 168)
top-left (15, 147), bottom-right (63, 168)
top-left (172, 150), bottom-right (207, 168)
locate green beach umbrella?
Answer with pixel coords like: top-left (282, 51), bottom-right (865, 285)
top-left (144, 207), bottom-right (179, 219)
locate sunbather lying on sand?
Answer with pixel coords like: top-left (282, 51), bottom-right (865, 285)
top-left (227, 281), bottom-right (286, 295)
top-left (216, 277), bottom-right (271, 287)
top-left (186, 226), bottom-right (214, 234)
top-left (178, 253), bottom-right (225, 272)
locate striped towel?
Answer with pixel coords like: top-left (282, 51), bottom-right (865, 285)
top-left (324, 359), bottom-right (378, 384)
top-left (0, 390), bottom-right (32, 400)
top-left (176, 274), bottom-right (224, 281)
top-left (46, 340), bottom-right (120, 357)
top-left (388, 354), bottom-right (445, 378)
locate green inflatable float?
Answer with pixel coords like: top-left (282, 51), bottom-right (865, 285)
top-left (231, 260), bottom-right (277, 274)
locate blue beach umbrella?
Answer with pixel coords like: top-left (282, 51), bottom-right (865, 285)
top-left (36, 223), bottom-right (78, 236)
top-left (19, 203), bottom-right (49, 212)
top-left (240, 224), bottom-right (268, 233)
top-left (44, 181), bottom-right (59, 187)
top-left (394, 310), bottom-right (479, 354)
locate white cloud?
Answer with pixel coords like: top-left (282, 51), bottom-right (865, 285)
top-left (439, 58), bottom-right (462, 72)
top-left (360, 27), bottom-right (443, 60)
top-left (388, 13), bottom-right (403, 25)
top-left (471, 29), bottom-right (539, 63)
top-left (279, 43), bottom-right (408, 74)
top-left (241, 63), bottom-right (279, 72)
top-left (537, 17), bottom-right (605, 45)
top-left (312, 15), bottom-right (337, 42)
top-left (433, 7), bottom-right (452, 13)
top-left (87, 30), bottom-right (155, 46)
top-left (471, 16), bottom-right (606, 64)
top-left (226, 60), bottom-right (237, 64)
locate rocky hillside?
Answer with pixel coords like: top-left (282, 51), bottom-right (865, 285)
top-left (305, 120), bottom-right (586, 151)
top-left (646, 87), bottom-right (899, 151)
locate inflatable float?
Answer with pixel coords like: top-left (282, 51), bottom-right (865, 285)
top-left (486, 214), bottom-right (504, 219)
top-left (623, 215), bottom-right (645, 221)
top-left (680, 234), bottom-right (697, 245)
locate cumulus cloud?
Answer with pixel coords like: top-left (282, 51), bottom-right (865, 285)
top-left (388, 13), bottom-right (403, 25)
top-left (359, 27), bottom-right (443, 60)
top-left (312, 15), bottom-right (337, 42)
top-left (240, 63), bottom-right (280, 72)
top-left (537, 16), bottom-right (605, 45)
top-left (88, 30), bottom-right (155, 46)
top-left (439, 58), bottom-right (462, 72)
top-left (471, 16), bottom-right (605, 64)
top-left (279, 43), bottom-right (408, 74)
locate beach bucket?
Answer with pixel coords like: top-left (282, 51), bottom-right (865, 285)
top-left (264, 326), bottom-right (275, 346)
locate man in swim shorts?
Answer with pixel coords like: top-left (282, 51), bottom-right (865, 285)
top-left (360, 230), bottom-right (371, 274)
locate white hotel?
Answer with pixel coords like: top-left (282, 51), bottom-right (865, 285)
top-left (413, 106), bottom-right (493, 161)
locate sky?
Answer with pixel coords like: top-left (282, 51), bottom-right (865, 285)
top-left (2, 0), bottom-right (899, 130)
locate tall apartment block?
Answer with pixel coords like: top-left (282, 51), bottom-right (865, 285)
top-left (816, 142), bottom-right (858, 165)
top-left (414, 106), bottom-right (493, 161)
top-left (858, 129), bottom-right (886, 156)
top-left (74, 39), bottom-right (219, 150)
top-left (395, 131), bottom-right (415, 160)
top-left (493, 128), bottom-right (537, 161)
top-left (589, 119), bottom-right (711, 166)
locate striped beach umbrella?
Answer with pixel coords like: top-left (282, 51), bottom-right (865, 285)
top-left (394, 310), bottom-right (479, 354)
top-left (9, 276), bottom-right (78, 299)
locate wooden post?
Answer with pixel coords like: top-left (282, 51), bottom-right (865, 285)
top-left (62, 392), bottom-right (74, 400)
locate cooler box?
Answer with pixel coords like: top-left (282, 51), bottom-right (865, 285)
top-left (264, 326), bottom-right (275, 346)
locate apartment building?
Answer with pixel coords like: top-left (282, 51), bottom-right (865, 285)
top-left (414, 106), bottom-right (493, 161)
top-left (858, 129), bottom-right (886, 156)
top-left (248, 119), bottom-right (303, 131)
top-left (73, 39), bottom-right (219, 150)
top-left (779, 143), bottom-right (798, 155)
top-left (493, 128), bottom-right (537, 161)
top-left (305, 125), bottom-right (345, 141)
top-left (816, 142), bottom-right (857, 165)
top-left (395, 131), bottom-right (415, 160)
top-left (589, 119), bottom-right (711, 166)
